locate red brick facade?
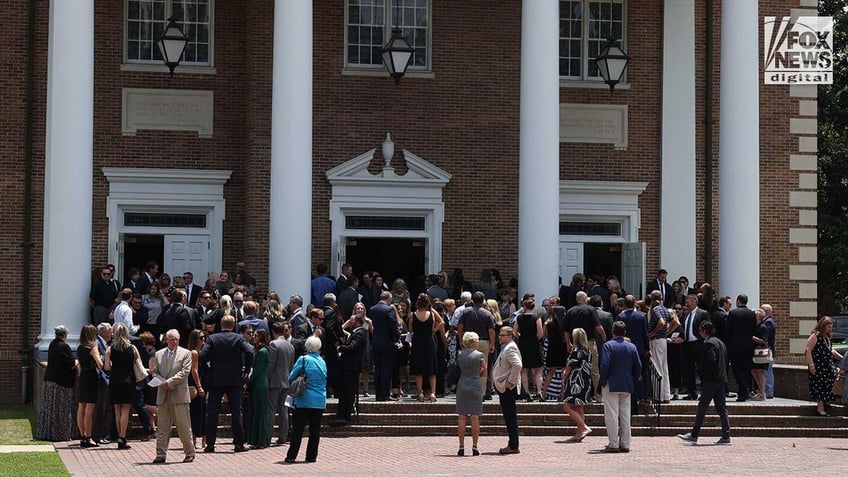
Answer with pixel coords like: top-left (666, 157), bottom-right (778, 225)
top-left (0, 0), bottom-right (806, 403)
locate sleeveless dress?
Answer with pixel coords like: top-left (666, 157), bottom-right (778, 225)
top-left (563, 347), bottom-right (592, 405)
top-left (410, 313), bottom-right (436, 376)
top-left (809, 333), bottom-right (836, 402)
top-left (248, 346), bottom-right (270, 447)
top-left (77, 344), bottom-right (99, 404)
top-left (189, 350), bottom-right (206, 437)
top-left (545, 318), bottom-right (568, 367)
top-left (455, 349), bottom-right (484, 416)
top-left (517, 313), bottom-right (543, 368)
top-left (109, 346), bottom-right (136, 404)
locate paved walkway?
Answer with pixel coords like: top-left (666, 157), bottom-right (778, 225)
top-left (55, 435), bottom-right (847, 476)
top-left (0, 444), bottom-right (54, 453)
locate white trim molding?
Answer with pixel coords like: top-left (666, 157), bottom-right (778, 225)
top-left (559, 180), bottom-right (648, 243)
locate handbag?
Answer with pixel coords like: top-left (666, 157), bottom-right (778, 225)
top-left (133, 354), bottom-right (149, 382)
top-left (752, 348), bottom-right (772, 364)
top-left (833, 375), bottom-right (845, 397)
top-left (288, 374), bottom-right (307, 396)
top-left (446, 364), bottom-right (461, 387)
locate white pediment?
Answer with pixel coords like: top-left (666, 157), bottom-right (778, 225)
top-left (326, 148), bottom-right (452, 187)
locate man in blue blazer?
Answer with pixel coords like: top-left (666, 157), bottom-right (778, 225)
top-left (598, 321), bottom-right (642, 453)
top-left (200, 315), bottom-right (254, 453)
top-left (369, 291), bottom-right (400, 401)
top-left (616, 295), bottom-right (651, 408)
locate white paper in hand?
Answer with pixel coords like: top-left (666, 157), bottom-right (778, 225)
top-left (148, 375), bottom-right (166, 387)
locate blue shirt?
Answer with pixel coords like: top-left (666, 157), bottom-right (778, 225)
top-left (311, 275), bottom-right (336, 307)
top-left (289, 352), bottom-right (327, 409)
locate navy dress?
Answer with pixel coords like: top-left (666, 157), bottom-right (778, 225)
top-left (410, 313), bottom-right (436, 376)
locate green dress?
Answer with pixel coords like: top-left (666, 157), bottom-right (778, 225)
top-left (248, 346), bottom-right (270, 447)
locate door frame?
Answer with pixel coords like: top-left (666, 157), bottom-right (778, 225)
top-left (103, 168), bottom-right (231, 282)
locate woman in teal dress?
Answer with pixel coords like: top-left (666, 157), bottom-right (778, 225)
top-left (248, 329), bottom-right (270, 448)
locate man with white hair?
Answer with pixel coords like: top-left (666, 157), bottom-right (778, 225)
top-left (450, 291), bottom-right (473, 328)
top-left (151, 329), bottom-right (195, 463)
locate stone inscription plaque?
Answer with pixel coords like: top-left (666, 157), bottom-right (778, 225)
top-left (123, 88), bottom-right (213, 137)
top-left (560, 103), bottom-right (628, 149)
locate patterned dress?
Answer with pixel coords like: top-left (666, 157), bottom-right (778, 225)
top-left (809, 333), bottom-right (836, 402)
top-left (563, 347), bottom-right (592, 406)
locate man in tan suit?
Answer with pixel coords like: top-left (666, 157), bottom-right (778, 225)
top-left (150, 329), bottom-right (195, 464)
top-left (492, 326), bottom-right (522, 454)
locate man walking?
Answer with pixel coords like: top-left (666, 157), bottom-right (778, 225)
top-left (268, 321), bottom-right (295, 445)
top-left (678, 321), bottom-right (732, 445)
top-left (492, 326), bottom-right (522, 454)
top-left (151, 329), bottom-right (195, 463)
top-left (200, 315), bottom-right (254, 453)
top-left (598, 321), bottom-right (642, 453)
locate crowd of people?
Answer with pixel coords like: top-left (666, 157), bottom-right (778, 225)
top-left (34, 262), bottom-right (845, 458)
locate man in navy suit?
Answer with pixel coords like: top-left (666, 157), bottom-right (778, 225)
top-left (135, 260), bottom-right (158, 296)
top-left (645, 269), bottom-right (675, 308)
top-left (200, 315), bottom-right (254, 453)
top-left (598, 321), bottom-right (642, 453)
top-left (676, 294), bottom-right (710, 399)
top-left (331, 313), bottom-right (368, 426)
top-left (616, 295), bottom-right (651, 409)
top-left (370, 291), bottom-right (399, 401)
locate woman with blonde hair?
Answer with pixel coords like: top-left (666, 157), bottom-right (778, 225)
top-left (263, 299), bottom-right (285, 326)
top-left (104, 323), bottom-right (141, 449)
top-left (77, 324), bottom-right (104, 448)
top-left (562, 328), bottom-right (593, 442)
top-left (455, 331), bottom-right (485, 456)
top-left (805, 316), bottom-right (843, 416)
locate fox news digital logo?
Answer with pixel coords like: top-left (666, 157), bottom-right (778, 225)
top-left (764, 16), bottom-right (833, 85)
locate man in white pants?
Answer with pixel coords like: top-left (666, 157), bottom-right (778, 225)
top-left (598, 321), bottom-right (642, 453)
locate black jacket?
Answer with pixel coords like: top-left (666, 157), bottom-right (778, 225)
top-left (698, 335), bottom-right (728, 384)
top-left (199, 330), bottom-right (253, 387)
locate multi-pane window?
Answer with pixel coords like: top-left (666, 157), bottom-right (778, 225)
top-left (559, 0), bottom-right (624, 80)
top-left (126, 0), bottom-right (212, 66)
top-left (346, 0), bottom-right (430, 71)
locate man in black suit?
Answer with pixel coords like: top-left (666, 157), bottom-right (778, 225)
top-left (560, 273), bottom-right (585, 311)
top-left (616, 295), bottom-right (650, 409)
top-left (336, 262), bottom-right (353, 295)
top-left (199, 315), bottom-right (254, 453)
top-left (645, 269), bottom-right (675, 308)
top-left (331, 313), bottom-right (368, 426)
top-left (675, 294), bottom-right (710, 399)
top-left (135, 260), bottom-right (158, 296)
top-left (90, 265), bottom-right (118, 325)
top-left (587, 275), bottom-right (611, 311)
top-left (337, 277), bottom-right (359, 321)
top-left (163, 289), bottom-right (195, 348)
top-left (183, 272), bottom-right (201, 308)
top-left (370, 291), bottom-right (400, 401)
top-left (294, 308), bottom-right (325, 343)
top-left (725, 294), bottom-right (756, 402)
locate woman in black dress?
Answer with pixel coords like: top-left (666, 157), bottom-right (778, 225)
top-left (516, 298), bottom-right (544, 401)
top-left (77, 324), bottom-right (104, 448)
top-left (35, 325), bottom-right (77, 442)
top-left (409, 293), bottom-right (441, 401)
top-left (105, 323), bottom-right (140, 449)
top-left (751, 309), bottom-right (769, 401)
top-left (805, 316), bottom-right (843, 416)
top-left (187, 329), bottom-right (207, 449)
top-left (541, 302), bottom-right (568, 400)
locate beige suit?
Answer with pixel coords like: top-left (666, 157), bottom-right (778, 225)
top-left (152, 346), bottom-right (195, 459)
top-left (492, 340), bottom-right (522, 394)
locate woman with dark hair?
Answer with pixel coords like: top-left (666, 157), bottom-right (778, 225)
top-left (104, 323), bottom-right (140, 449)
top-left (142, 282), bottom-right (168, 337)
top-left (698, 283), bottom-right (718, 313)
top-left (187, 329), bottom-right (206, 449)
top-left (805, 316), bottom-right (843, 416)
top-left (409, 293), bottom-right (441, 401)
top-left (35, 325), bottom-right (77, 442)
top-left (516, 298), bottom-right (544, 401)
top-left (451, 268), bottom-right (473, 301)
top-left (392, 300), bottom-right (412, 397)
top-left (158, 273), bottom-right (173, 297)
top-left (77, 324), bottom-right (104, 448)
top-left (248, 329), bottom-right (271, 448)
top-left (671, 281), bottom-right (686, 306)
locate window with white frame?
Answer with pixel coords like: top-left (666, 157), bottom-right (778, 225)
top-left (126, 0), bottom-right (213, 66)
top-left (559, 0), bottom-right (625, 81)
top-left (346, 0), bottom-right (430, 71)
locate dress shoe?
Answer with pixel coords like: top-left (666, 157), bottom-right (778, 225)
top-left (619, 447), bottom-right (630, 453)
top-left (305, 458), bottom-right (317, 463)
top-left (472, 446), bottom-right (480, 456)
top-left (684, 394), bottom-right (698, 400)
top-left (601, 445), bottom-right (620, 453)
top-left (233, 445), bottom-right (249, 453)
top-left (715, 437), bottom-right (732, 445)
top-left (677, 432), bottom-right (698, 443)
top-left (96, 438), bottom-right (111, 445)
top-left (183, 455), bottom-right (195, 463)
top-left (498, 446), bottom-right (520, 454)
top-left (203, 445), bottom-right (215, 453)
top-left (274, 439), bottom-right (287, 446)
top-left (457, 447), bottom-right (464, 456)
top-left (152, 456), bottom-right (166, 464)
top-left (735, 397), bottom-right (748, 402)
top-left (284, 457), bottom-right (296, 464)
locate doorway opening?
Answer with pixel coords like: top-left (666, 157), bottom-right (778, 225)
top-left (123, 234), bottom-right (164, 283)
top-left (584, 243), bottom-right (622, 279)
top-left (345, 238), bottom-right (426, 295)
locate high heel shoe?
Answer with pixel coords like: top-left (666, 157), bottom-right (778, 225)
top-left (117, 437), bottom-right (131, 450)
top-left (80, 437), bottom-right (96, 448)
top-left (472, 446), bottom-right (480, 456)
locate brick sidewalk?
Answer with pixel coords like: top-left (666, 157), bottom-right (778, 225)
top-left (56, 435), bottom-right (847, 476)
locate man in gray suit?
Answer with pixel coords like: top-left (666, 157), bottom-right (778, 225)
top-left (150, 329), bottom-right (195, 463)
top-left (268, 321), bottom-right (295, 445)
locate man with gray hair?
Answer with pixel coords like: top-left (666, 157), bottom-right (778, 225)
top-left (151, 329), bottom-right (195, 463)
top-left (92, 323), bottom-right (116, 444)
top-left (288, 294), bottom-right (307, 329)
top-left (268, 321), bottom-right (295, 445)
top-left (450, 291), bottom-right (473, 328)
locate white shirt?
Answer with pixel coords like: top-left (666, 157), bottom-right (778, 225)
top-left (114, 300), bottom-right (137, 334)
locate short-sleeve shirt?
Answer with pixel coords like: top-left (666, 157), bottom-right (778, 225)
top-left (458, 305), bottom-right (495, 338)
top-left (564, 304), bottom-right (601, 340)
top-left (649, 305), bottom-right (670, 339)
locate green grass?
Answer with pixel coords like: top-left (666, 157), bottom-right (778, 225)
top-left (0, 452), bottom-right (70, 477)
top-left (0, 405), bottom-right (50, 446)
top-left (0, 405), bottom-right (71, 477)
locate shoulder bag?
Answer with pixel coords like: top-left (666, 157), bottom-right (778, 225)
top-left (752, 347), bottom-right (772, 364)
top-left (288, 356), bottom-right (310, 397)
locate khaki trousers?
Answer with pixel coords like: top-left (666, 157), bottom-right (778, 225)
top-left (156, 400), bottom-right (195, 458)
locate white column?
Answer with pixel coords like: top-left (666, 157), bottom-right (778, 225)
top-left (269, 0), bottom-right (312, 302)
top-left (660, 0), bottom-right (696, 282)
top-left (719, 0), bottom-right (759, 306)
top-left (518, 0), bottom-right (560, 299)
top-left (38, 0), bottom-right (95, 354)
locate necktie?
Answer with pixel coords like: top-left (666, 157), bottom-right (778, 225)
top-left (686, 312), bottom-right (694, 341)
top-left (660, 281), bottom-right (665, 303)
top-left (168, 349), bottom-right (175, 360)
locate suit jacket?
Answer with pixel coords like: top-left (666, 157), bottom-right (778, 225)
top-left (290, 308), bottom-right (307, 330)
top-left (199, 330), bottom-right (254, 388)
top-left (682, 307), bottom-right (710, 342)
top-left (185, 283), bottom-right (201, 308)
top-left (339, 327), bottom-right (367, 372)
top-left (599, 337), bottom-right (642, 393)
top-left (492, 340), bottom-right (522, 393)
top-left (267, 336), bottom-right (295, 390)
top-left (135, 272), bottom-right (155, 296)
top-left (617, 309), bottom-right (650, 357)
top-left (645, 279), bottom-right (675, 308)
top-left (164, 303), bottom-right (194, 348)
top-left (337, 288), bottom-right (358, 321)
top-left (369, 301), bottom-right (399, 352)
top-left (294, 322), bottom-right (323, 342)
top-left (153, 346), bottom-right (192, 405)
top-left (725, 306), bottom-right (757, 353)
